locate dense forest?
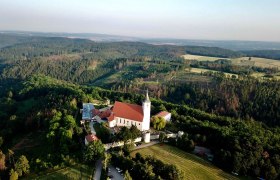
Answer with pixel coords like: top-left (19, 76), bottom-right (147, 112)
top-left (0, 34), bottom-right (280, 179)
top-left (0, 34), bottom-right (279, 126)
top-left (0, 75), bottom-right (280, 179)
top-left (163, 77), bottom-right (280, 126)
top-left (0, 35), bottom-right (243, 85)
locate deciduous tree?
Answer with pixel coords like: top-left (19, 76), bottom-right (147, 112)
top-left (15, 155), bottom-right (29, 177)
top-left (84, 140), bottom-right (105, 163)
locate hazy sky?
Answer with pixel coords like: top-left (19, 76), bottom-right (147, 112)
top-left (0, 0), bottom-right (279, 41)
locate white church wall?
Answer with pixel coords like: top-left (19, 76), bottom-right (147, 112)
top-left (115, 117), bottom-right (143, 131)
top-left (109, 120), bottom-right (116, 127)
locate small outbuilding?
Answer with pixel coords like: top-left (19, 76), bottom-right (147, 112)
top-left (85, 134), bottom-right (99, 145)
top-left (155, 111), bottom-right (171, 121)
top-left (81, 103), bottom-right (95, 121)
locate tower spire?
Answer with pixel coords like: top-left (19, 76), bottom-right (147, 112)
top-left (145, 89), bottom-right (150, 102)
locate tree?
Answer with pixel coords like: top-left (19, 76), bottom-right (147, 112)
top-left (124, 170), bottom-right (132, 180)
top-left (151, 116), bottom-right (166, 130)
top-left (15, 155), bottom-right (30, 177)
top-left (7, 149), bottom-right (15, 166)
top-left (103, 153), bottom-right (111, 171)
top-left (9, 169), bottom-right (18, 180)
top-left (70, 98), bottom-right (77, 109)
top-left (135, 152), bottom-right (144, 162)
top-left (266, 165), bottom-right (277, 180)
top-left (117, 127), bottom-right (131, 143)
top-left (159, 132), bottom-right (166, 143)
top-left (186, 140), bottom-right (195, 152)
top-left (63, 115), bottom-right (76, 129)
top-left (165, 165), bottom-right (184, 180)
top-left (7, 90), bottom-right (13, 98)
top-left (84, 140), bottom-right (105, 163)
top-left (158, 104), bottom-right (167, 111)
top-left (0, 137), bottom-right (3, 147)
top-left (0, 150), bottom-right (6, 170)
top-left (117, 126), bottom-right (141, 144)
top-left (130, 125), bottom-right (141, 139)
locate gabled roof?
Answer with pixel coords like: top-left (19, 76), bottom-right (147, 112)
top-left (99, 109), bottom-right (112, 119)
top-left (93, 109), bottom-right (100, 116)
top-left (111, 101), bottom-right (143, 122)
top-left (85, 134), bottom-right (99, 143)
top-left (155, 111), bottom-right (170, 117)
top-left (107, 113), bottom-right (115, 122)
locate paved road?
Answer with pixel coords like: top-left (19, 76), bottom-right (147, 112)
top-left (89, 121), bottom-right (96, 135)
top-left (94, 159), bottom-right (102, 180)
top-left (108, 165), bottom-right (124, 180)
top-left (132, 140), bottom-right (160, 150)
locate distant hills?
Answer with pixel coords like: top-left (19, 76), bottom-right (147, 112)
top-left (1, 30), bottom-right (280, 51)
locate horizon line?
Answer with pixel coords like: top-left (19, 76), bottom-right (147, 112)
top-left (1, 29), bottom-right (280, 44)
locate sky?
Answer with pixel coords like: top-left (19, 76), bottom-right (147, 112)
top-left (0, 0), bottom-right (280, 41)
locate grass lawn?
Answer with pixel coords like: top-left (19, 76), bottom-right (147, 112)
top-left (29, 164), bottom-right (93, 180)
top-left (131, 144), bottom-right (239, 180)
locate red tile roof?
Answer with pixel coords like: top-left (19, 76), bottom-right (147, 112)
top-left (92, 109), bottom-right (100, 116)
top-left (99, 109), bottom-right (112, 119)
top-left (155, 111), bottom-right (170, 117)
top-left (107, 113), bottom-right (115, 122)
top-left (85, 134), bottom-right (99, 143)
top-left (110, 101), bottom-right (143, 122)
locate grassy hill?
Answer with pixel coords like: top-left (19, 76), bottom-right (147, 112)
top-left (131, 144), bottom-right (239, 180)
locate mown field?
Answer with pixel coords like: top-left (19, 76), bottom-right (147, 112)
top-left (182, 54), bottom-right (228, 61)
top-left (131, 144), bottom-right (239, 180)
top-left (182, 54), bottom-right (280, 68)
top-left (232, 57), bottom-right (280, 68)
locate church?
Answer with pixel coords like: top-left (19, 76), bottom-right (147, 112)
top-left (108, 91), bottom-right (151, 131)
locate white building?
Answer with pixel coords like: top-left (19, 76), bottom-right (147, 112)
top-left (155, 111), bottom-right (172, 121)
top-left (108, 91), bottom-right (151, 131)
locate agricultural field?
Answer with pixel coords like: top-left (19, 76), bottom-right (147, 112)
top-left (232, 57), bottom-right (280, 68)
top-left (182, 54), bottom-right (228, 61)
top-left (186, 67), bottom-right (238, 78)
top-left (131, 144), bottom-right (239, 180)
top-left (182, 54), bottom-right (280, 69)
top-left (250, 72), bottom-right (266, 78)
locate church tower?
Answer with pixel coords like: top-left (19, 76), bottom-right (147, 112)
top-left (142, 90), bottom-right (151, 131)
